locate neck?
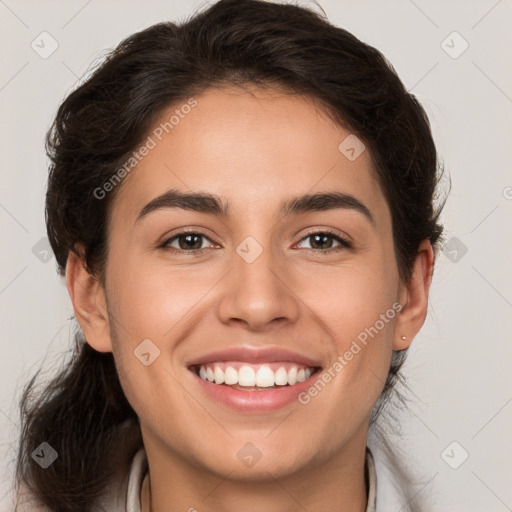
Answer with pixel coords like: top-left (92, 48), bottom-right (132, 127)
top-left (141, 431), bottom-right (369, 512)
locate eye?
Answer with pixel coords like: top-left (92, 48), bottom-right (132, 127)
top-left (296, 230), bottom-right (352, 252)
top-left (160, 229), bottom-right (352, 255)
top-left (162, 231), bottom-right (217, 253)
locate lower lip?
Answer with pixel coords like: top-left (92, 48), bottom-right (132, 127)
top-left (191, 371), bottom-right (318, 412)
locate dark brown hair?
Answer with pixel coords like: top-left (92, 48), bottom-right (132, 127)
top-left (16, 1), bottom-right (445, 510)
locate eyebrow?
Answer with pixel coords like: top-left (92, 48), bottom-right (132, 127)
top-left (136, 189), bottom-right (374, 225)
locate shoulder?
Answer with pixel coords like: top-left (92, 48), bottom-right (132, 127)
top-left (11, 448), bottom-right (148, 512)
top-left (8, 484), bottom-right (52, 512)
top-left (366, 448), bottom-right (377, 512)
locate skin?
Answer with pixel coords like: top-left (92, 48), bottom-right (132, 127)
top-left (66, 85), bottom-right (434, 512)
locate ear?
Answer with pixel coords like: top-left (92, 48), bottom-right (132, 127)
top-left (65, 248), bottom-right (113, 353)
top-left (393, 239), bottom-right (435, 350)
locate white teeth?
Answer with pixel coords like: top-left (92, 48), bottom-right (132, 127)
top-left (196, 363), bottom-right (316, 388)
top-left (274, 367), bottom-right (288, 386)
top-left (256, 366), bottom-right (275, 387)
top-left (238, 365), bottom-right (256, 386)
top-left (214, 366), bottom-right (225, 384)
top-left (224, 366), bottom-right (238, 385)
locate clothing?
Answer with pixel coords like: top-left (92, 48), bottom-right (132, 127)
top-left (116, 447), bottom-right (377, 512)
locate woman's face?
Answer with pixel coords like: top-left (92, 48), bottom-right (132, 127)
top-left (81, 86), bottom-right (417, 479)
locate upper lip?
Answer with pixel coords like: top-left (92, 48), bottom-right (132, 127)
top-left (186, 346), bottom-right (322, 368)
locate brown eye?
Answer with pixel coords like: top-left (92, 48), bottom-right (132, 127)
top-left (297, 231), bottom-right (352, 252)
top-left (163, 232), bottom-right (215, 252)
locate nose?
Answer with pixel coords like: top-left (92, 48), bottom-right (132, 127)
top-left (217, 240), bottom-right (300, 332)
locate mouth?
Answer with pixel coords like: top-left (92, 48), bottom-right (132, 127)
top-left (186, 347), bottom-right (322, 411)
top-left (190, 362), bottom-right (321, 391)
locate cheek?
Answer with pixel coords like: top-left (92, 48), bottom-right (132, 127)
top-left (309, 259), bottom-right (399, 343)
top-left (306, 259), bottom-right (399, 399)
top-left (104, 257), bottom-right (226, 406)
top-left (106, 255), bottom-right (218, 341)
top-left (296, 273), bottom-right (398, 427)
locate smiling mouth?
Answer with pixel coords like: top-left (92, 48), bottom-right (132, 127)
top-left (190, 362), bottom-right (321, 391)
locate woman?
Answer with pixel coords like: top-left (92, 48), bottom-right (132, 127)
top-left (15, 0), bottom-right (444, 510)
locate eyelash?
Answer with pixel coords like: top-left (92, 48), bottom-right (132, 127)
top-left (160, 229), bottom-right (352, 255)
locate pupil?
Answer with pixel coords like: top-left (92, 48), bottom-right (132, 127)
top-left (312, 234), bottom-right (331, 249)
top-left (180, 234), bottom-right (201, 250)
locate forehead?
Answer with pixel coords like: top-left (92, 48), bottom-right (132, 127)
top-left (109, 86), bottom-right (388, 227)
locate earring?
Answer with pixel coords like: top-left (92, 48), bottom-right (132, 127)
top-left (401, 335), bottom-right (407, 340)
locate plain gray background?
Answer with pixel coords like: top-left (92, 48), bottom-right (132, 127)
top-left (1, 0), bottom-right (511, 510)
